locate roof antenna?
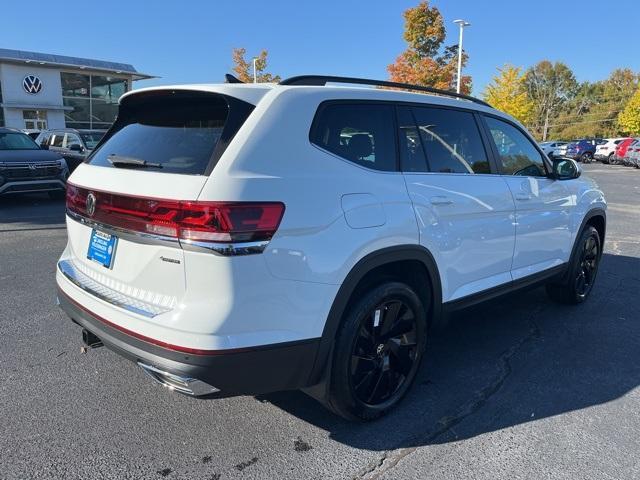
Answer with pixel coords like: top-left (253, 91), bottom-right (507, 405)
top-left (225, 73), bottom-right (244, 84)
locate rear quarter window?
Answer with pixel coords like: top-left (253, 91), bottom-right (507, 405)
top-left (310, 102), bottom-right (397, 172)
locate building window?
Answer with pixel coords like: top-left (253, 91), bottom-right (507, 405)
top-left (61, 72), bottom-right (129, 129)
top-left (23, 110), bottom-right (48, 130)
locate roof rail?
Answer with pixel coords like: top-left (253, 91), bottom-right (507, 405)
top-left (279, 75), bottom-right (491, 108)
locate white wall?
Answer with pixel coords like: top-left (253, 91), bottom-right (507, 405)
top-left (0, 63), bottom-right (66, 129)
top-left (1, 63), bottom-right (64, 107)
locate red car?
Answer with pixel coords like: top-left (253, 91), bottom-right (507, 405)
top-left (612, 138), bottom-right (635, 164)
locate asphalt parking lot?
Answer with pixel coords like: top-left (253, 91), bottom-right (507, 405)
top-left (1, 164), bottom-right (639, 480)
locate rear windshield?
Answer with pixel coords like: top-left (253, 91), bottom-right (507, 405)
top-left (89, 93), bottom-right (248, 175)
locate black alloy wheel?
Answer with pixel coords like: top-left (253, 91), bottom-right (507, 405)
top-left (546, 226), bottom-right (601, 304)
top-left (575, 232), bottom-right (599, 299)
top-left (327, 281), bottom-right (427, 421)
top-left (350, 299), bottom-right (419, 406)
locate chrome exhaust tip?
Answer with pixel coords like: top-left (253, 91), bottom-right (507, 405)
top-left (137, 362), bottom-right (219, 397)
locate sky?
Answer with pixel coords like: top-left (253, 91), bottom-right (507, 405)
top-left (2, 0), bottom-right (639, 95)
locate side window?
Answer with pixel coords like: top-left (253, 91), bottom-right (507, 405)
top-left (51, 134), bottom-right (64, 147)
top-left (484, 116), bottom-right (546, 177)
top-left (65, 133), bottom-right (81, 148)
top-left (35, 132), bottom-right (49, 147)
top-left (310, 103), bottom-right (397, 171)
top-left (412, 107), bottom-right (490, 174)
top-left (397, 106), bottom-right (428, 172)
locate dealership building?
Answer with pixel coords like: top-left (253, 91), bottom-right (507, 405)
top-left (0, 48), bottom-right (153, 131)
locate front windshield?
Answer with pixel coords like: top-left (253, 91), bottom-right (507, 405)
top-left (80, 132), bottom-right (105, 150)
top-left (0, 132), bottom-right (40, 150)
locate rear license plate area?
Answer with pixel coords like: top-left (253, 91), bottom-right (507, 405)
top-left (87, 229), bottom-right (118, 268)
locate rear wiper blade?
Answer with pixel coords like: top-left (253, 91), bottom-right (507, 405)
top-left (107, 154), bottom-right (163, 169)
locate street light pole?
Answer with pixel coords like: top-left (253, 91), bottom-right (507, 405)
top-left (252, 57), bottom-right (258, 83)
top-left (453, 19), bottom-right (471, 94)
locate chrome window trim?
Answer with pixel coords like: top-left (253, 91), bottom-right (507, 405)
top-left (66, 210), bottom-right (270, 256)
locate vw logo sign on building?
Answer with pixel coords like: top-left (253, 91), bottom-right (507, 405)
top-left (23, 75), bottom-right (43, 94)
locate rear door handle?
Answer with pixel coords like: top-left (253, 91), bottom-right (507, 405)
top-left (430, 196), bottom-right (453, 205)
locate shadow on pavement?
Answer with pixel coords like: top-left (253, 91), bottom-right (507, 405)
top-left (262, 253), bottom-right (640, 451)
top-left (0, 193), bottom-right (66, 228)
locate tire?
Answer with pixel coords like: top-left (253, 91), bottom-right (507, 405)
top-left (604, 153), bottom-right (613, 164)
top-left (326, 281), bottom-right (428, 421)
top-left (546, 226), bottom-right (601, 305)
top-left (580, 152), bottom-right (593, 164)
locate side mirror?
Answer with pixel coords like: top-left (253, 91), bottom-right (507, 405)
top-left (552, 158), bottom-right (581, 180)
top-left (68, 144), bottom-right (83, 152)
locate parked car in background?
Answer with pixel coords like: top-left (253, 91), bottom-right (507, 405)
top-left (552, 142), bottom-right (571, 158)
top-left (35, 129), bottom-right (106, 172)
top-left (22, 129), bottom-right (41, 140)
top-left (0, 128), bottom-right (68, 197)
top-left (595, 138), bottom-right (627, 164)
top-left (612, 137), bottom-right (636, 164)
top-left (539, 141), bottom-right (568, 159)
top-left (623, 139), bottom-right (640, 167)
top-left (564, 138), bottom-right (606, 163)
top-left (55, 75), bottom-right (606, 421)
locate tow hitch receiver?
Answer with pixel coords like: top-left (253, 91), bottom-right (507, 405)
top-left (81, 328), bottom-right (103, 353)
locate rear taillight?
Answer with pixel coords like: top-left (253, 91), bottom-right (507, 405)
top-left (66, 183), bottom-right (285, 244)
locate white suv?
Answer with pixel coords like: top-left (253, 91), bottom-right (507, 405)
top-left (56, 75), bottom-right (607, 421)
top-left (595, 137), bottom-right (627, 164)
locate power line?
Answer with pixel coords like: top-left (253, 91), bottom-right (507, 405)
top-left (542, 117), bottom-right (620, 128)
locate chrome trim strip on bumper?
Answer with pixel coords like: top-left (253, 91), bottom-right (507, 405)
top-left (66, 210), bottom-right (270, 256)
top-left (57, 259), bottom-right (175, 318)
top-left (66, 210), bottom-right (180, 248)
top-left (138, 362), bottom-right (219, 396)
top-left (0, 179), bottom-right (66, 194)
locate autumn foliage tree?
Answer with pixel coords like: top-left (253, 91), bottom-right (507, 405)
top-left (618, 88), bottom-right (640, 134)
top-left (387, 1), bottom-right (471, 94)
top-left (524, 61), bottom-right (577, 141)
top-left (231, 48), bottom-right (281, 83)
top-left (483, 65), bottom-right (533, 124)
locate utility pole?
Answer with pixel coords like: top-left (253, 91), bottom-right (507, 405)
top-left (453, 19), bottom-right (471, 94)
top-left (252, 57), bottom-right (258, 83)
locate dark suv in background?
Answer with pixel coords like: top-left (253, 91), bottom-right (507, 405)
top-left (0, 128), bottom-right (68, 198)
top-left (35, 129), bottom-right (106, 172)
top-left (564, 138), bottom-right (606, 163)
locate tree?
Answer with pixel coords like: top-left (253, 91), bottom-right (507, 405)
top-left (524, 61), bottom-right (577, 140)
top-left (387, 1), bottom-right (471, 94)
top-left (483, 65), bottom-right (533, 124)
top-left (618, 88), bottom-right (640, 134)
top-left (231, 48), bottom-right (280, 83)
top-left (550, 69), bottom-right (639, 139)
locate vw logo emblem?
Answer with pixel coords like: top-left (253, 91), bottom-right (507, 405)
top-left (23, 75), bottom-right (43, 94)
top-left (28, 164), bottom-right (37, 170)
top-left (86, 193), bottom-right (97, 217)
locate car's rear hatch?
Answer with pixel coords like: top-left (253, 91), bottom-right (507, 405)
top-left (59, 88), bottom-right (260, 319)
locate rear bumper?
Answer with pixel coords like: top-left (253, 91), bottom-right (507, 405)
top-left (57, 288), bottom-right (321, 396)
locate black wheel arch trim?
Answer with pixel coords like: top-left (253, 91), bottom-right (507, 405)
top-left (561, 208), bottom-right (606, 283)
top-left (307, 245), bottom-right (443, 386)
